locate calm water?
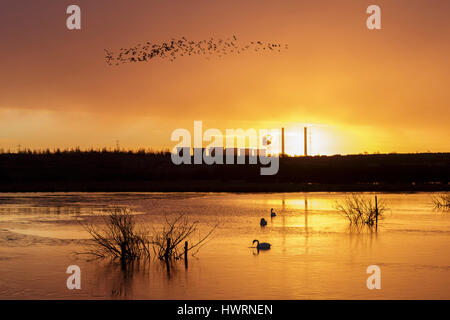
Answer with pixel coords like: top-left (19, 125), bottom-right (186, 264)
top-left (0, 192), bottom-right (449, 299)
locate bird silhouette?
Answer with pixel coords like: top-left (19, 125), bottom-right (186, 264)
top-left (105, 35), bottom-right (288, 66)
top-left (252, 240), bottom-right (271, 250)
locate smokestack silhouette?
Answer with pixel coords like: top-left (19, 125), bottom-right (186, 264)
top-left (281, 128), bottom-right (285, 156)
top-left (304, 127), bottom-right (308, 156)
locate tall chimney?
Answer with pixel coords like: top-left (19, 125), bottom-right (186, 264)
top-left (304, 127), bottom-right (308, 156)
top-left (281, 128), bottom-right (285, 156)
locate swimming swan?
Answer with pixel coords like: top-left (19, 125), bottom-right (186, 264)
top-left (260, 218), bottom-right (268, 226)
top-left (271, 208), bottom-right (277, 217)
top-left (253, 239), bottom-right (271, 250)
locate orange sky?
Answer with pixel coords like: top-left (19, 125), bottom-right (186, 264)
top-left (1, 0), bottom-right (449, 155)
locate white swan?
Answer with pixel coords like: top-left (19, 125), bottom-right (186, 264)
top-left (260, 218), bottom-right (267, 226)
top-left (253, 239), bottom-right (271, 250)
top-left (271, 208), bottom-right (277, 217)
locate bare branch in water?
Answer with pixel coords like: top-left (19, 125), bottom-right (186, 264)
top-left (78, 208), bottom-right (216, 263)
top-left (78, 207), bottom-right (151, 262)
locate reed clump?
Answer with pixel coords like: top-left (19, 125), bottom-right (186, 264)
top-left (335, 194), bottom-right (386, 227)
top-left (431, 193), bottom-right (450, 209)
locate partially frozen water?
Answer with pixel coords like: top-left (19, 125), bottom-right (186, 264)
top-left (0, 192), bottom-right (449, 299)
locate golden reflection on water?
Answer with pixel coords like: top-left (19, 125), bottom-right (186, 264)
top-left (0, 192), bottom-right (449, 299)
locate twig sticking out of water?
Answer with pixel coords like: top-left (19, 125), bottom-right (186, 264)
top-left (152, 214), bottom-right (217, 261)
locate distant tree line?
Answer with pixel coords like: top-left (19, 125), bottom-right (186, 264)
top-left (0, 150), bottom-right (449, 192)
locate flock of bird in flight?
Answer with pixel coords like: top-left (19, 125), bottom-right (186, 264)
top-left (104, 35), bottom-right (288, 66)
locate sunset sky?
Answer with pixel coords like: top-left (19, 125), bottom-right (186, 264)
top-left (1, 0), bottom-right (449, 155)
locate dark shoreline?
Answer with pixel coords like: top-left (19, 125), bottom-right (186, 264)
top-left (1, 181), bottom-right (449, 193)
top-left (1, 152), bottom-right (449, 193)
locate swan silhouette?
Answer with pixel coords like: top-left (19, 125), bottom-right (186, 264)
top-left (271, 208), bottom-right (276, 217)
top-left (260, 218), bottom-right (267, 226)
top-left (253, 239), bottom-right (271, 250)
